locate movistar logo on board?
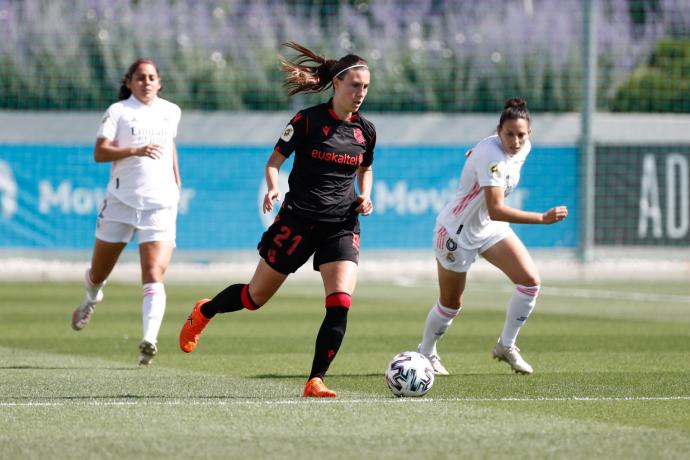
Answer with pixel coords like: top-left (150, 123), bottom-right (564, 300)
top-left (0, 160), bottom-right (17, 219)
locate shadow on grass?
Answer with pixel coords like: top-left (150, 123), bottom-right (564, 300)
top-left (0, 365), bottom-right (139, 370)
top-left (254, 373), bottom-right (383, 379)
top-left (1, 394), bottom-right (271, 402)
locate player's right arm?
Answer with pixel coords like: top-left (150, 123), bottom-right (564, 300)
top-left (263, 149), bottom-right (287, 213)
top-left (93, 137), bottom-right (164, 163)
top-left (93, 105), bottom-right (163, 163)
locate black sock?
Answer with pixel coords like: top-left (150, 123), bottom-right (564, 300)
top-left (201, 284), bottom-right (253, 318)
top-left (308, 306), bottom-right (348, 380)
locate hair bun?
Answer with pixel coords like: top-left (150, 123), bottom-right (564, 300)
top-left (504, 97), bottom-right (527, 110)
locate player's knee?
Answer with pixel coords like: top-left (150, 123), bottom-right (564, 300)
top-left (516, 272), bottom-right (540, 288)
top-left (141, 265), bottom-right (167, 283)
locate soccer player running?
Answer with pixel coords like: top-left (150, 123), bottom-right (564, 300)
top-left (179, 42), bottom-right (376, 398)
top-left (417, 98), bottom-right (568, 375)
top-left (71, 58), bottom-right (182, 367)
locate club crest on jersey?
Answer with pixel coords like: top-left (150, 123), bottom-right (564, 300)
top-left (489, 161), bottom-right (502, 178)
top-left (322, 126), bottom-right (331, 137)
top-left (280, 124), bottom-right (294, 142)
top-left (352, 127), bottom-right (365, 144)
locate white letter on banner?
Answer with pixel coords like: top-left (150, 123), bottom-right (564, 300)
top-left (666, 153), bottom-right (689, 239)
top-left (71, 187), bottom-right (95, 214)
top-left (407, 188), bottom-right (429, 214)
top-left (638, 154), bottom-right (663, 238)
top-left (39, 180), bottom-right (71, 213)
top-left (375, 181), bottom-right (407, 214)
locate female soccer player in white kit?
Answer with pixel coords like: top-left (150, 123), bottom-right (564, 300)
top-left (417, 98), bottom-right (568, 375)
top-left (71, 58), bottom-right (182, 366)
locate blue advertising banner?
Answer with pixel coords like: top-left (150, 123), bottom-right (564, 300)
top-left (0, 144), bottom-right (577, 249)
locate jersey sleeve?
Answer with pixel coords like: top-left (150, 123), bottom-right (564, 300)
top-left (475, 147), bottom-right (507, 188)
top-left (171, 104), bottom-right (182, 138)
top-left (274, 111), bottom-right (307, 158)
top-left (96, 104), bottom-right (119, 140)
top-left (360, 120), bottom-right (376, 167)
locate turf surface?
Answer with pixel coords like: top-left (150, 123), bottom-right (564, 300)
top-left (1, 279), bottom-right (689, 459)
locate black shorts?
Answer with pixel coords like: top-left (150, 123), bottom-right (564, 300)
top-left (258, 208), bottom-right (361, 274)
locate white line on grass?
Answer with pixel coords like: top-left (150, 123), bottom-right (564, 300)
top-left (544, 287), bottom-right (690, 304)
top-left (3, 395), bottom-right (690, 407)
top-left (399, 280), bottom-right (690, 304)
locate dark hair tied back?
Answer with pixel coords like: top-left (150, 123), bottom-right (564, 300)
top-left (499, 97), bottom-right (530, 127)
top-left (279, 42), bottom-right (367, 96)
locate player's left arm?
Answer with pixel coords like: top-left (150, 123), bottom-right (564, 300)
top-left (484, 186), bottom-right (567, 224)
top-left (355, 164), bottom-right (373, 216)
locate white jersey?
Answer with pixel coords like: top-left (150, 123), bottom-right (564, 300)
top-left (97, 95), bottom-right (181, 210)
top-left (436, 135), bottom-right (530, 249)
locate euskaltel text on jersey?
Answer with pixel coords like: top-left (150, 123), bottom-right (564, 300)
top-left (274, 99), bottom-right (376, 223)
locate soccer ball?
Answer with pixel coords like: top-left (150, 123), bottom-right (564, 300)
top-left (385, 351), bottom-right (435, 397)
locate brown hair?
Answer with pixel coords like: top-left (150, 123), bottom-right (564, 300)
top-left (279, 41), bottom-right (368, 96)
top-left (118, 58), bottom-right (161, 100)
top-left (499, 97), bottom-right (530, 128)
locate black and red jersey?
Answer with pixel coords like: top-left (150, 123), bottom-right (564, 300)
top-left (274, 99), bottom-right (376, 222)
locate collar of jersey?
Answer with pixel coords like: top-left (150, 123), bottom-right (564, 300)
top-left (128, 94), bottom-right (158, 109)
top-left (327, 98), bottom-right (359, 122)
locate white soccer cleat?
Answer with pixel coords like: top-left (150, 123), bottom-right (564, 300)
top-left (138, 340), bottom-right (158, 366)
top-left (418, 345), bottom-right (450, 376)
top-left (71, 290), bottom-right (103, 331)
top-left (492, 340), bottom-right (533, 374)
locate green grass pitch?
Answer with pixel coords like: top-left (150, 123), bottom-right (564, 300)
top-left (1, 278), bottom-right (689, 459)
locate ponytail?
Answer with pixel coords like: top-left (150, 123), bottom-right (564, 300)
top-left (279, 41), bottom-right (368, 96)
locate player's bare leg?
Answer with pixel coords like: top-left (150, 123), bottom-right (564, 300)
top-left (72, 239), bottom-right (125, 331)
top-left (303, 260), bottom-right (357, 398)
top-left (179, 259), bottom-right (287, 353)
top-left (417, 261), bottom-right (465, 375)
top-left (138, 241), bottom-right (173, 365)
top-left (482, 234), bottom-right (540, 374)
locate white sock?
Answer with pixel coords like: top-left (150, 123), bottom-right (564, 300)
top-left (84, 268), bottom-right (105, 303)
top-left (499, 284), bottom-right (540, 347)
top-left (418, 300), bottom-right (461, 356)
top-left (142, 282), bottom-right (166, 344)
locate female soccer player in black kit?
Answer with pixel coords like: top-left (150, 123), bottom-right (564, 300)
top-left (179, 42), bottom-right (376, 398)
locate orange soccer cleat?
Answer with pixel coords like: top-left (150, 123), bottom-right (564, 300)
top-left (179, 299), bottom-right (211, 353)
top-left (303, 377), bottom-right (337, 398)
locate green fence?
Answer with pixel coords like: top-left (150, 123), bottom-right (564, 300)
top-left (1, 0), bottom-right (689, 112)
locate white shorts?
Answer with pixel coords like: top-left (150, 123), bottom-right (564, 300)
top-left (95, 194), bottom-right (177, 245)
top-left (433, 224), bottom-right (514, 273)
